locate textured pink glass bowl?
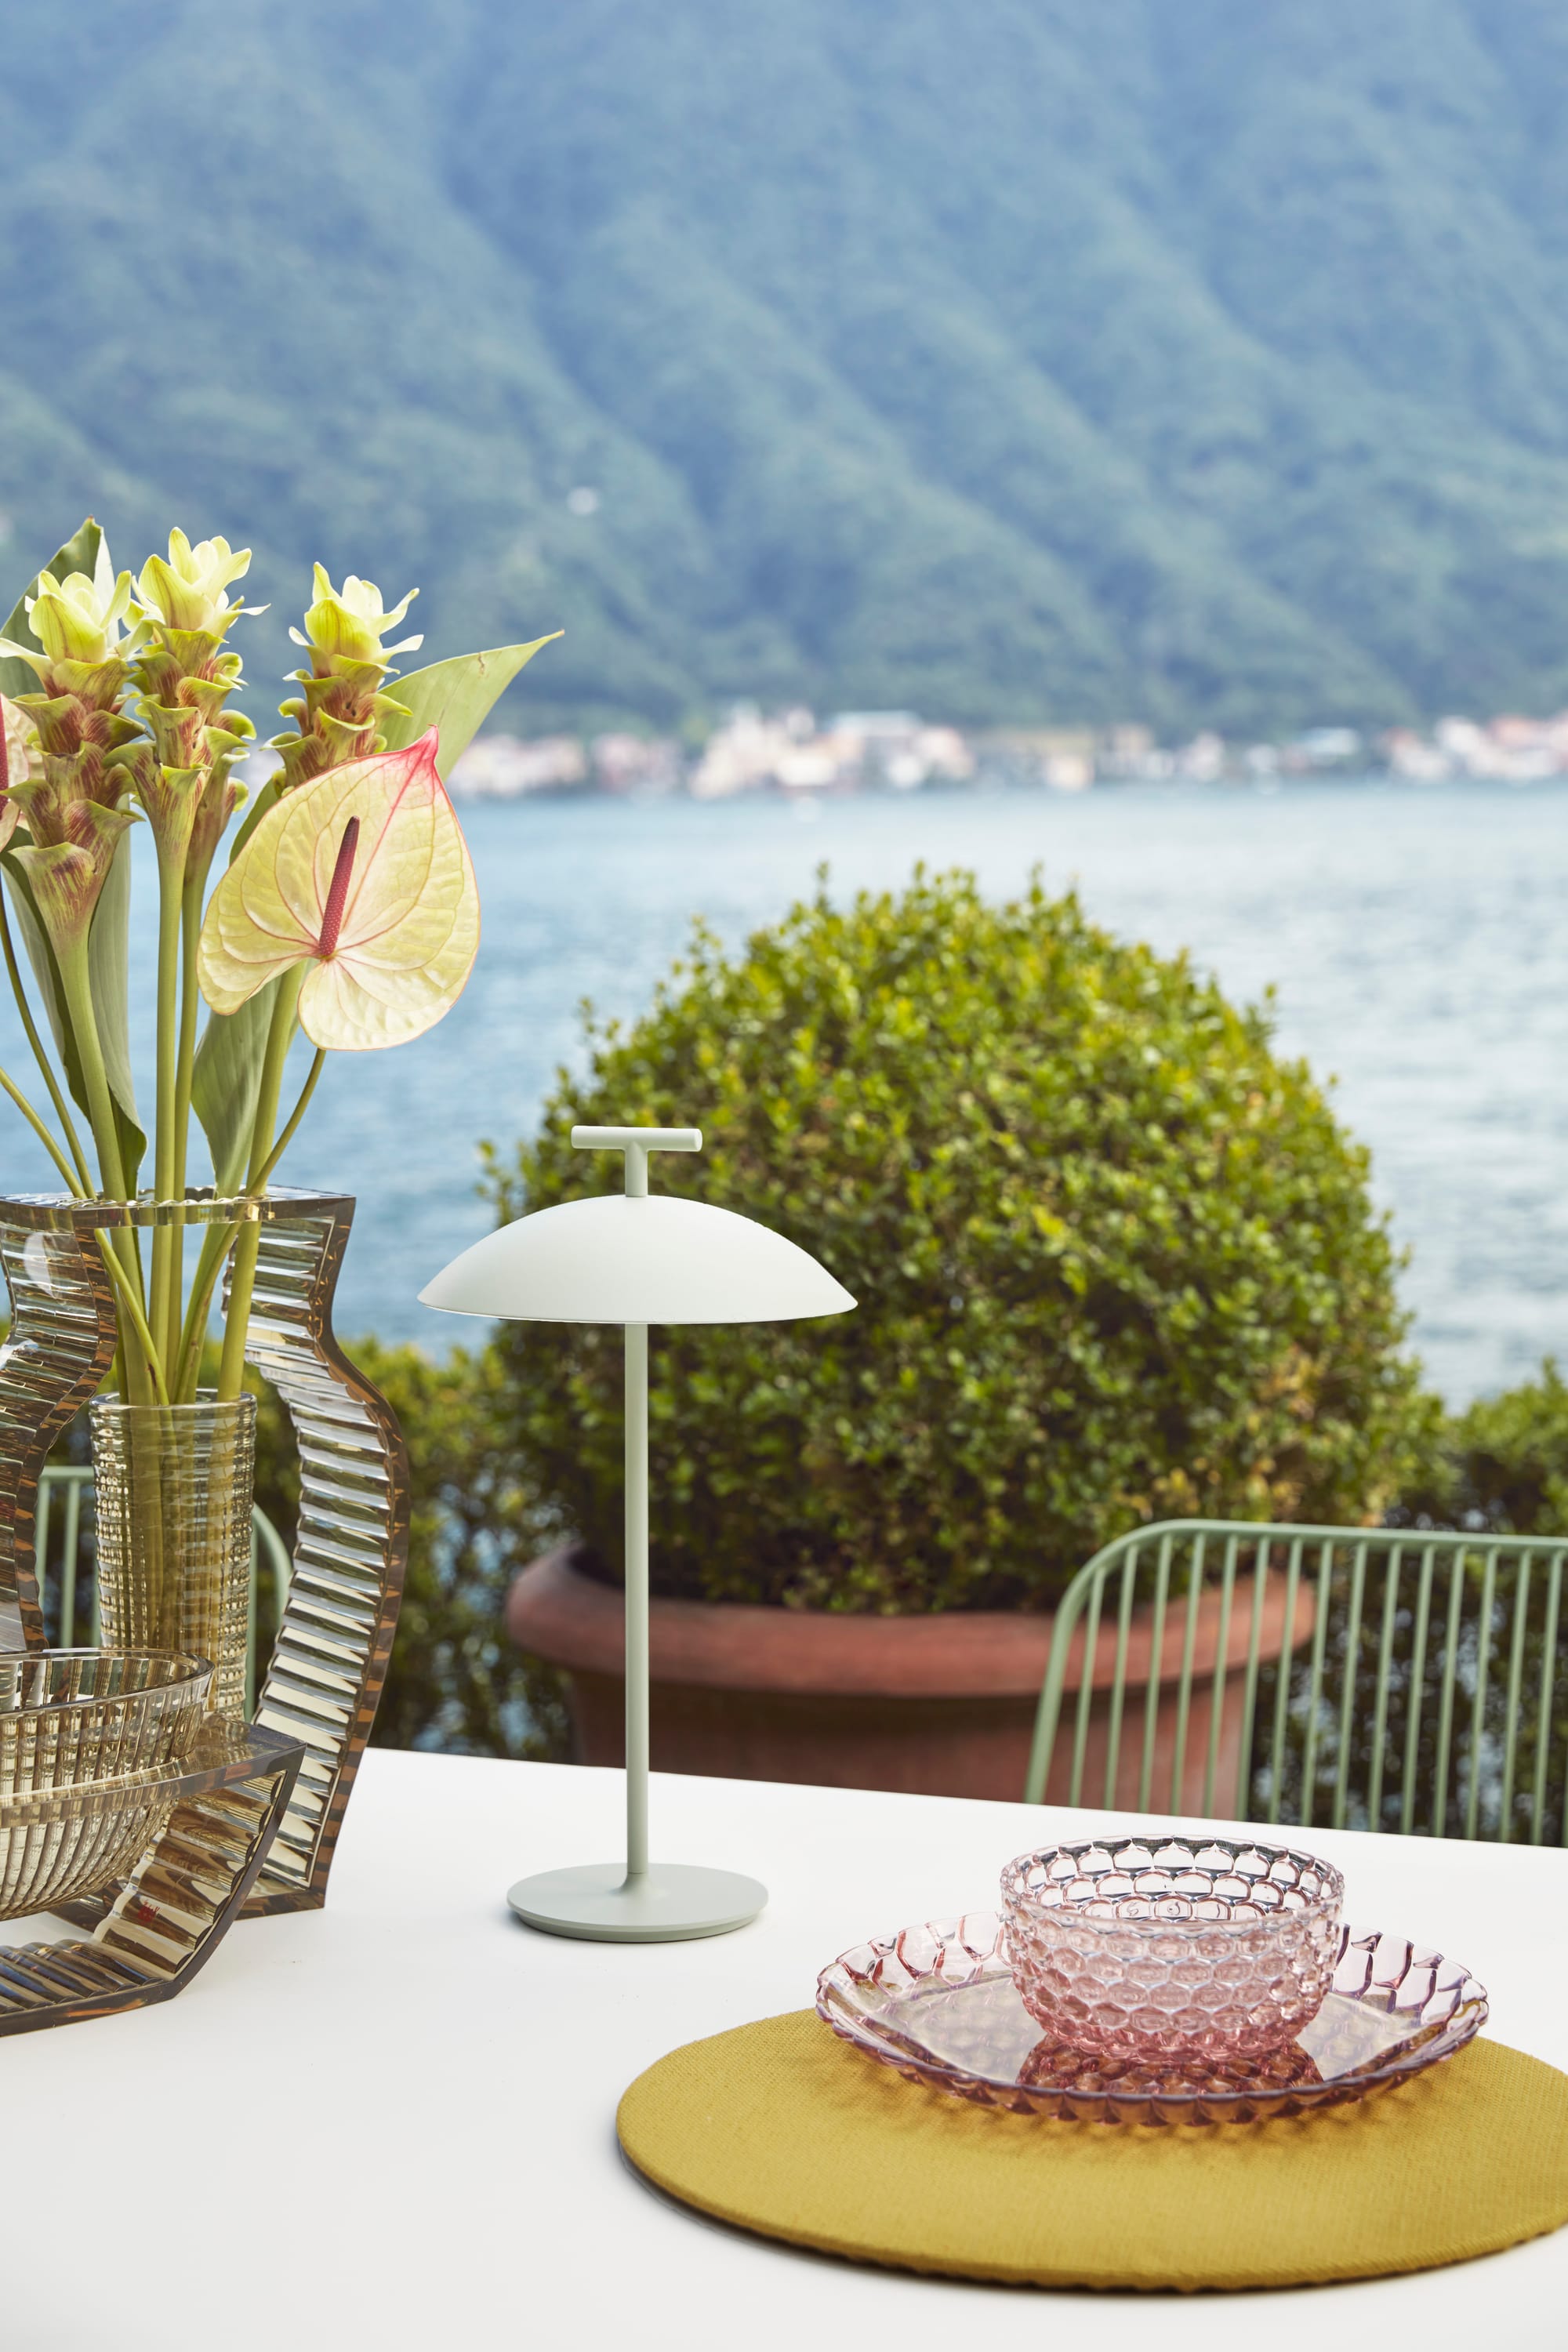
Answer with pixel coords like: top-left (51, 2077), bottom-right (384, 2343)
top-left (1001, 1835), bottom-right (1345, 2064)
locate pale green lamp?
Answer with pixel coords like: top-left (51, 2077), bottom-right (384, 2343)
top-left (419, 1123), bottom-right (855, 1942)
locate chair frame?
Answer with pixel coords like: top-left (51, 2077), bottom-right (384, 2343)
top-left (1025, 1516), bottom-right (1568, 1845)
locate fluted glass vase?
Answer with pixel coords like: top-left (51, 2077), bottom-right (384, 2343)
top-left (0, 1186), bottom-right (408, 1913)
top-left (89, 1392), bottom-right (257, 1719)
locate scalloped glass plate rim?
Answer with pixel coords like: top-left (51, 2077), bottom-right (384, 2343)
top-left (815, 1911), bottom-right (1488, 2123)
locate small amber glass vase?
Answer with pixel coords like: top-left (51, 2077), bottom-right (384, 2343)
top-left (89, 1392), bottom-right (258, 1720)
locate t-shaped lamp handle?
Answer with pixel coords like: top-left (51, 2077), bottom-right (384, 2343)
top-left (572, 1123), bottom-right (702, 1199)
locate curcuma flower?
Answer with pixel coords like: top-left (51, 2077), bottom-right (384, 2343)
top-left (290, 566), bottom-right (423, 666)
top-left (0, 566), bottom-right (132, 676)
top-left (197, 727), bottom-right (477, 1051)
top-left (129, 530), bottom-right (266, 641)
top-left (11, 800), bottom-right (136, 953)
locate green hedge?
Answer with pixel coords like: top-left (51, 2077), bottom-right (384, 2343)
top-left (484, 870), bottom-right (1428, 1613)
top-left (1393, 1359), bottom-right (1568, 1537)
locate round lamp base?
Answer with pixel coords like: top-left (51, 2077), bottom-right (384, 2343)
top-left (507, 1860), bottom-right (768, 1944)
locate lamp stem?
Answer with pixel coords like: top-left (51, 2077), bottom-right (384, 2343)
top-left (623, 1319), bottom-right (649, 1885)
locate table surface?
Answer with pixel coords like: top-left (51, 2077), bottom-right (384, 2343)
top-left (7, 1752), bottom-right (1565, 2352)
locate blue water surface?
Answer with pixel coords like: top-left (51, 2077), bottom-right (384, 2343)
top-left (1, 780), bottom-right (1563, 1403)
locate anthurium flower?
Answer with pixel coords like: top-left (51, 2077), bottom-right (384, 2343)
top-left (289, 566), bottom-right (423, 666)
top-left (130, 530), bottom-right (267, 639)
top-left (197, 728), bottom-right (477, 1050)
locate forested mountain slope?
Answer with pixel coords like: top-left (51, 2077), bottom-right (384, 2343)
top-left (4, 0), bottom-right (1568, 732)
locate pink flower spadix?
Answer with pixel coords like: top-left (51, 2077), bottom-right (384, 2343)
top-left (197, 728), bottom-right (479, 1050)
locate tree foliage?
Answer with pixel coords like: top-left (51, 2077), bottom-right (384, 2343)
top-left (5, 5), bottom-right (1568, 732)
top-left (487, 871), bottom-right (1427, 1613)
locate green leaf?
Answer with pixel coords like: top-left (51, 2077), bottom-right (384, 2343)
top-left (2, 853), bottom-right (75, 1080)
top-left (376, 637), bottom-right (561, 777)
top-left (0, 519), bottom-right (104, 699)
top-left (192, 978), bottom-right (282, 1194)
top-left (2, 830), bottom-right (146, 1190)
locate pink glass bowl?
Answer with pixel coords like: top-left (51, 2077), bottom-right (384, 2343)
top-left (1001, 1835), bottom-right (1345, 2064)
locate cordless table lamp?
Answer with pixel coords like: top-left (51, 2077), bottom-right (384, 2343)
top-left (419, 1124), bottom-right (855, 1942)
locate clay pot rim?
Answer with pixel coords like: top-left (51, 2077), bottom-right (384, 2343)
top-left (506, 1544), bottom-right (1314, 1700)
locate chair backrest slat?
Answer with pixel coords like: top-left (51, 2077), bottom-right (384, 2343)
top-left (1138, 1532), bottom-right (1175, 1812)
top-left (1534, 1555), bottom-right (1563, 1848)
top-left (1298, 1541), bottom-right (1336, 1827)
top-left (1027, 1516), bottom-right (1568, 1846)
top-left (1365, 1539), bottom-right (1403, 1827)
top-left (1069, 1569), bottom-right (1102, 1804)
top-left (1102, 1544), bottom-right (1139, 1809)
top-left (1265, 1537), bottom-right (1305, 1824)
top-left (1201, 1533), bottom-right (1242, 1817)
top-left (1430, 1546), bottom-right (1468, 1834)
top-left (1330, 1540), bottom-right (1370, 1831)
top-left (60, 1476), bottom-right (83, 1645)
top-left (1499, 1552), bottom-right (1534, 1834)
top-left (1167, 1531), bottom-right (1207, 1815)
top-left (1464, 1548), bottom-right (1500, 1840)
top-left (1400, 1541), bottom-right (1439, 1836)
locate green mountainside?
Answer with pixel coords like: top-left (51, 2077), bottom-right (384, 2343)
top-left (5, 0), bottom-right (1568, 734)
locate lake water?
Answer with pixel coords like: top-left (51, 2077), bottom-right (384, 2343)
top-left (2, 780), bottom-right (1563, 1404)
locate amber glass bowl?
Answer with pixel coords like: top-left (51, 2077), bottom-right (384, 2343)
top-left (0, 1650), bottom-right (212, 1918)
top-left (1002, 1835), bottom-right (1345, 2065)
top-left (0, 1650), bottom-right (212, 1795)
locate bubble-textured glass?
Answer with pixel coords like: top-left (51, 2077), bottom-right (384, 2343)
top-left (818, 1910), bottom-right (1486, 2125)
top-left (1002, 1835), bottom-right (1343, 2063)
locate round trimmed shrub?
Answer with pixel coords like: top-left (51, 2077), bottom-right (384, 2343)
top-left (488, 869), bottom-right (1425, 1613)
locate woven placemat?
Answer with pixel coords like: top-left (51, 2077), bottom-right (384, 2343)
top-left (618, 2009), bottom-right (1568, 2291)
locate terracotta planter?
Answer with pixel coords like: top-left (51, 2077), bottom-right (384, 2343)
top-left (507, 1545), bottom-right (1315, 1812)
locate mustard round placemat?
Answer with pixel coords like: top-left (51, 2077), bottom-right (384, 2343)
top-left (618, 2010), bottom-right (1568, 2291)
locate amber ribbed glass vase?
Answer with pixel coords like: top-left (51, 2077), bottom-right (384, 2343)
top-left (89, 1392), bottom-right (257, 1719)
top-left (0, 1185), bottom-right (408, 1911)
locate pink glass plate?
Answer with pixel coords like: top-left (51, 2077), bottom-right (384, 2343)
top-left (816, 1911), bottom-right (1487, 2125)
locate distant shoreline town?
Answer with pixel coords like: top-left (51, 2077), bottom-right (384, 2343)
top-left (447, 706), bottom-right (1568, 800)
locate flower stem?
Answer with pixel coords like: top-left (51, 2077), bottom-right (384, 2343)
top-left (253, 1047), bottom-right (325, 1190)
top-left (216, 964), bottom-right (304, 1403)
top-left (173, 1222), bottom-right (234, 1403)
top-left (95, 1232), bottom-right (169, 1403)
top-left (56, 939), bottom-right (153, 1402)
top-left (149, 844), bottom-right (186, 1367)
top-left (0, 1064), bottom-right (87, 1196)
top-left (172, 880), bottom-right (205, 1203)
top-left (0, 883), bottom-right (92, 1192)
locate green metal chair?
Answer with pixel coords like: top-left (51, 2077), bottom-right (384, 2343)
top-left (34, 1463), bottom-right (293, 1718)
top-left (1025, 1518), bottom-right (1568, 1846)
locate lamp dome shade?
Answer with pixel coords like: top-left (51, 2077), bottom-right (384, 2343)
top-left (419, 1194), bottom-right (856, 1327)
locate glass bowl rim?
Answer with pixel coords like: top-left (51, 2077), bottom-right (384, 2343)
top-left (1001, 1834), bottom-right (1345, 1934)
top-left (0, 1648), bottom-right (214, 1733)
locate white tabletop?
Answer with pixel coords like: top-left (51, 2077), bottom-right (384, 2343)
top-left (9, 1751), bottom-right (1565, 2351)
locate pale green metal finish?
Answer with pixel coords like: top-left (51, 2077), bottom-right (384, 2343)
top-left (1025, 1516), bottom-right (1568, 1844)
top-left (506, 1121), bottom-right (769, 1943)
top-left (34, 1463), bottom-right (291, 1717)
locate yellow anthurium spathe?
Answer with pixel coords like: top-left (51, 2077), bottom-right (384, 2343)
top-left (196, 728), bottom-right (479, 1051)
